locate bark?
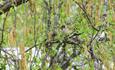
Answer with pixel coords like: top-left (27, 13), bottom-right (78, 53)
top-left (0, 0), bottom-right (28, 15)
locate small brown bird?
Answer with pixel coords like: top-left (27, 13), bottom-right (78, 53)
top-left (48, 31), bottom-right (57, 41)
top-left (61, 25), bottom-right (72, 34)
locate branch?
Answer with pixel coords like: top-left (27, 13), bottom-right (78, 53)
top-left (0, 0), bottom-right (28, 15)
top-left (74, 1), bottom-right (99, 31)
top-left (0, 12), bottom-right (8, 48)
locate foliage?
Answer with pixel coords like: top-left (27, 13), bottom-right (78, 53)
top-left (0, 0), bottom-right (115, 70)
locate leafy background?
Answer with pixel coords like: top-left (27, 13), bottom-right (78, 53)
top-left (0, 0), bottom-right (115, 70)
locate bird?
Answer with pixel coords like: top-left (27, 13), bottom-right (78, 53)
top-left (97, 31), bottom-right (109, 41)
top-left (61, 25), bottom-right (72, 34)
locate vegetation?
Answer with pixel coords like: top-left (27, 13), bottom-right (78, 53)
top-left (0, 0), bottom-right (115, 70)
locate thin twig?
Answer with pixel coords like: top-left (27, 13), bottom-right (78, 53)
top-left (74, 1), bottom-right (99, 31)
top-left (0, 12), bottom-right (8, 47)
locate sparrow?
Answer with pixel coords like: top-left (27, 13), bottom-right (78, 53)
top-left (97, 31), bottom-right (109, 41)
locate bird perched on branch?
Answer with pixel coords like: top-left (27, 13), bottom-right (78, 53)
top-left (60, 25), bottom-right (84, 45)
top-left (47, 31), bottom-right (57, 41)
top-left (97, 31), bottom-right (109, 42)
top-left (61, 25), bottom-right (72, 35)
top-left (45, 31), bottom-right (57, 48)
top-left (68, 32), bottom-right (84, 45)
